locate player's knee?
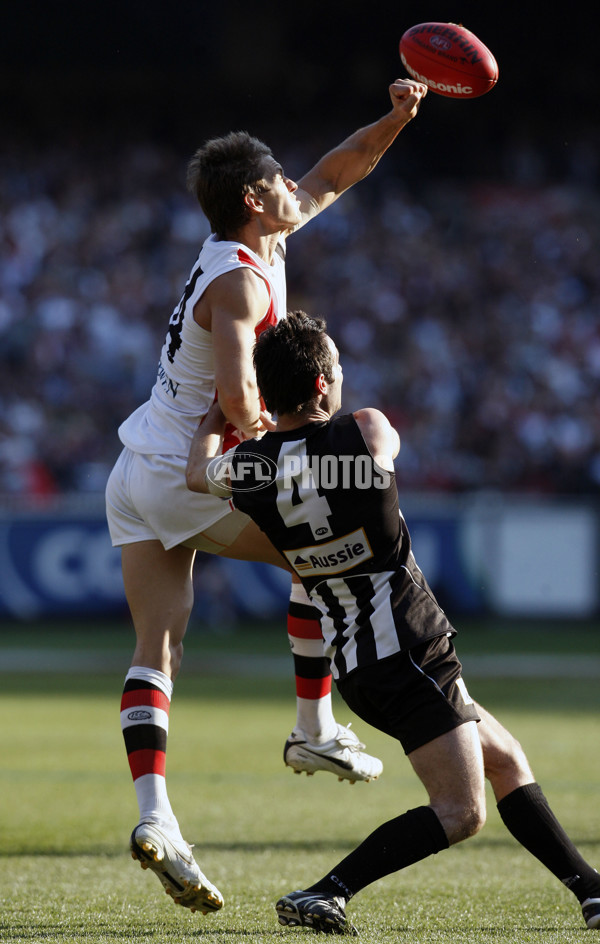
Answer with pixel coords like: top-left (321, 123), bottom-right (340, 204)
top-left (464, 796), bottom-right (487, 837)
top-left (434, 793), bottom-right (486, 844)
top-left (454, 799), bottom-right (486, 843)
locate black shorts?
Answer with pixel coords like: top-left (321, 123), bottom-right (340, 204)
top-left (336, 634), bottom-right (480, 755)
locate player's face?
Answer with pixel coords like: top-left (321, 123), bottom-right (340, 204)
top-left (324, 336), bottom-right (343, 416)
top-left (258, 158), bottom-right (302, 227)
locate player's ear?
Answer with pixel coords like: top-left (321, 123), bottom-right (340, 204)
top-left (315, 373), bottom-right (327, 395)
top-left (244, 191), bottom-right (264, 213)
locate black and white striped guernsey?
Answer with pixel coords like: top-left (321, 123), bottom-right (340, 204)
top-left (230, 413), bottom-right (453, 680)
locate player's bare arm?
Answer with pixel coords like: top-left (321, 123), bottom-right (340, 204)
top-left (194, 268), bottom-right (272, 439)
top-left (186, 401), bottom-right (230, 496)
top-left (353, 407), bottom-right (400, 471)
top-left (291, 78), bottom-right (427, 228)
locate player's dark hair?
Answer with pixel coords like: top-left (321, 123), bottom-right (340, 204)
top-left (187, 131), bottom-right (274, 238)
top-left (253, 310), bottom-right (335, 416)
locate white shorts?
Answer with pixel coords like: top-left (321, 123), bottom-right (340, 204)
top-left (105, 447), bottom-right (251, 552)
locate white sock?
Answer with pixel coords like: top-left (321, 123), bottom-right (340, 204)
top-left (288, 582), bottom-right (337, 743)
top-left (121, 666), bottom-right (184, 842)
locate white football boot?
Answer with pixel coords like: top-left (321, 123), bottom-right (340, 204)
top-left (284, 723), bottom-right (383, 783)
top-left (130, 821), bottom-right (224, 914)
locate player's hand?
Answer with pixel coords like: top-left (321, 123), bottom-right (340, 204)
top-left (258, 409), bottom-right (276, 433)
top-left (234, 410), bottom-right (276, 442)
top-left (388, 78), bottom-right (428, 122)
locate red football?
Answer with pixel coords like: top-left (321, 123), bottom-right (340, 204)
top-left (399, 22), bottom-right (498, 99)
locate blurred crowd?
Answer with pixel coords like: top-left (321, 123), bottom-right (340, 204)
top-left (2, 134), bottom-right (600, 499)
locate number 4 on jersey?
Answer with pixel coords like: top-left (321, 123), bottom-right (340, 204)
top-left (275, 441), bottom-right (333, 540)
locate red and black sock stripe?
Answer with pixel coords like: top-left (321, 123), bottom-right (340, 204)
top-left (288, 599), bottom-right (332, 700)
top-left (120, 678), bottom-right (170, 781)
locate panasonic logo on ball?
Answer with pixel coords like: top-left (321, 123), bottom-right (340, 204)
top-left (401, 53), bottom-right (473, 96)
top-left (284, 527), bottom-right (374, 577)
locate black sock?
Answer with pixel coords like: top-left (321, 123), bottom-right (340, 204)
top-left (497, 783), bottom-right (600, 902)
top-left (304, 805), bottom-right (449, 900)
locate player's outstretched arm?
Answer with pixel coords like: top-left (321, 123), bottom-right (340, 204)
top-left (293, 79), bottom-right (427, 225)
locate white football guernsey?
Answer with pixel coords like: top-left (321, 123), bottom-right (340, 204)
top-left (118, 235), bottom-right (287, 457)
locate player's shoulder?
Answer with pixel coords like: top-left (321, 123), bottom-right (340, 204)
top-left (200, 237), bottom-right (267, 278)
top-left (203, 262), bottom-right (270, 312)
top-left (352, 409), bottom-right (400, 464)
top-left (352, 407), bottom-right (391, 431)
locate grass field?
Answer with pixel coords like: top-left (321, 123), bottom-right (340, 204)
top-left (0, 619), bottom-right (599, 943)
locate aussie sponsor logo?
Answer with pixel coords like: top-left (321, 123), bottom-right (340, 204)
top-left (401, 53), bottom-right (474, 96)
top-left (284, 527), bottom-right (373, 577)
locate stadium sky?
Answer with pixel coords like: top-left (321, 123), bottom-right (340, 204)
top-left (3, 2), bottom-right (596, 179)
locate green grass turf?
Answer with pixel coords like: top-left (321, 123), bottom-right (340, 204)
top-left (0, 623), bottom-right (598, 942)
top-left (1, 614), bottom-right (600, 655)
